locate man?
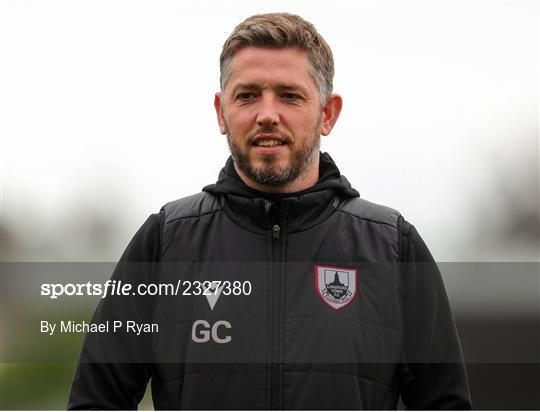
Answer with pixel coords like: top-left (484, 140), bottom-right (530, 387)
top-left (69, 13), bottom-right (472, 409)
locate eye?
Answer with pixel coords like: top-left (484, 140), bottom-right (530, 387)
top-left (236, 92), bottom-right (255, 101)
top-left (282, 93), bottom-right (301, 102)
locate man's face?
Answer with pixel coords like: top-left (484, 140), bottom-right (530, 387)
top-left (214, 47), bottom-right (325, 187)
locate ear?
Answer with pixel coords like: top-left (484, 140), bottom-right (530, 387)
top-left (214, 92), bottom-right (227, 135)
top-left (320, 94), bottom-right (343, 136)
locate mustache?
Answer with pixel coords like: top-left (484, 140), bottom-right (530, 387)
top-left (249, 126), bottom-right (290, 143)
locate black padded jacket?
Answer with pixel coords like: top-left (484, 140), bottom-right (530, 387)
top-left (68, 152), bottom-right (472, 410)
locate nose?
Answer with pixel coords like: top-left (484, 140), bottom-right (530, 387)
top-left (256, 94), bottom-right (279, 128)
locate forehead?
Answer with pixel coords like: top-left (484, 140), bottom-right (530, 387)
top-left (225, 47), bottom-right (317, 92)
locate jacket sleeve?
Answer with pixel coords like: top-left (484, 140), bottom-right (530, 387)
top-left (398, 218), bottom-right (472, 410)
top-left (67, 213), bottom-right (162, 410)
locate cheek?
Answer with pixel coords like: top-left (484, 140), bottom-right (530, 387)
top-left (225, 110), bottom-right (254, 134)
top-left (286, 111), bottom-right (320, 135)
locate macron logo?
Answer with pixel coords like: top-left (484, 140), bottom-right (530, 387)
top-left (205, 281), bottom-right (225, 311)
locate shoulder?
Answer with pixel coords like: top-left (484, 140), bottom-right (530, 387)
top-left (338, 197), bottom-right (402, 228)
top-left (160, 192), bottom-right (222, 226)
top-left (120, 213), bottom-right (162, 262)
top-left (398, 219), bottom-right (435, 262)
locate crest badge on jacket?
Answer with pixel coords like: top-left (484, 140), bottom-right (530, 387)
top-left (314, 265), bottom-right (358, 310)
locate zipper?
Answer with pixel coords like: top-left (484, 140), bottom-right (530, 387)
top-left (272, 224), bottom-right (281, 240)
top-left (270, 223), bottom-right (282, 409)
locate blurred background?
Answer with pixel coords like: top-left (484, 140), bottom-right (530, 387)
top-left (1, 0), bottom-right (538, 409)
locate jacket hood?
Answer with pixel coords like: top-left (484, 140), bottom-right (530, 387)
top-left (202, 152), bottom-right (359, 234)
top-left (202, 152), bottom-right (359, 200)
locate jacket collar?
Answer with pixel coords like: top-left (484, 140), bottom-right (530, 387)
top-left (202, 152), bottom-right (360, 234)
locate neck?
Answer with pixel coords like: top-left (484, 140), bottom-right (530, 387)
top-left (234, 154), bottom-right (320, 194)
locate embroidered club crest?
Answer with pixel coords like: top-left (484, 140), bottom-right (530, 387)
top-left (314, 265), bottom-right (357, 310)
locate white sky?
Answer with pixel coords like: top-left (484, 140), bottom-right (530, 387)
top-left (0, 0), bottom-right (538, 262)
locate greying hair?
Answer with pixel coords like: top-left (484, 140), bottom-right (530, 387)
top-left (219, 13), bottom-right (334, 105)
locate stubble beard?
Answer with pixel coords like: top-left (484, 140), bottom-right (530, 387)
top-left (225, 121), bottom-right (321, 187)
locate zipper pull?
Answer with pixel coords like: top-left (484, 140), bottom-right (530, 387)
top-left (272, 224), bottom-right (281, 239)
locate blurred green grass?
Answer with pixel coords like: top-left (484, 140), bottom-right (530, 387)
top-left (2, 300), bottom-right (154, 409)
top-left (0, 363), bottom-right (153, 409)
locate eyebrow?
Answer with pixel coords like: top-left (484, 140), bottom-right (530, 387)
top-left (232, 82), bottom-right (309, 95)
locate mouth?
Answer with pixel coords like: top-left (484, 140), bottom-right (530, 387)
top-left (252, 134), bottom-right (288, 149)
